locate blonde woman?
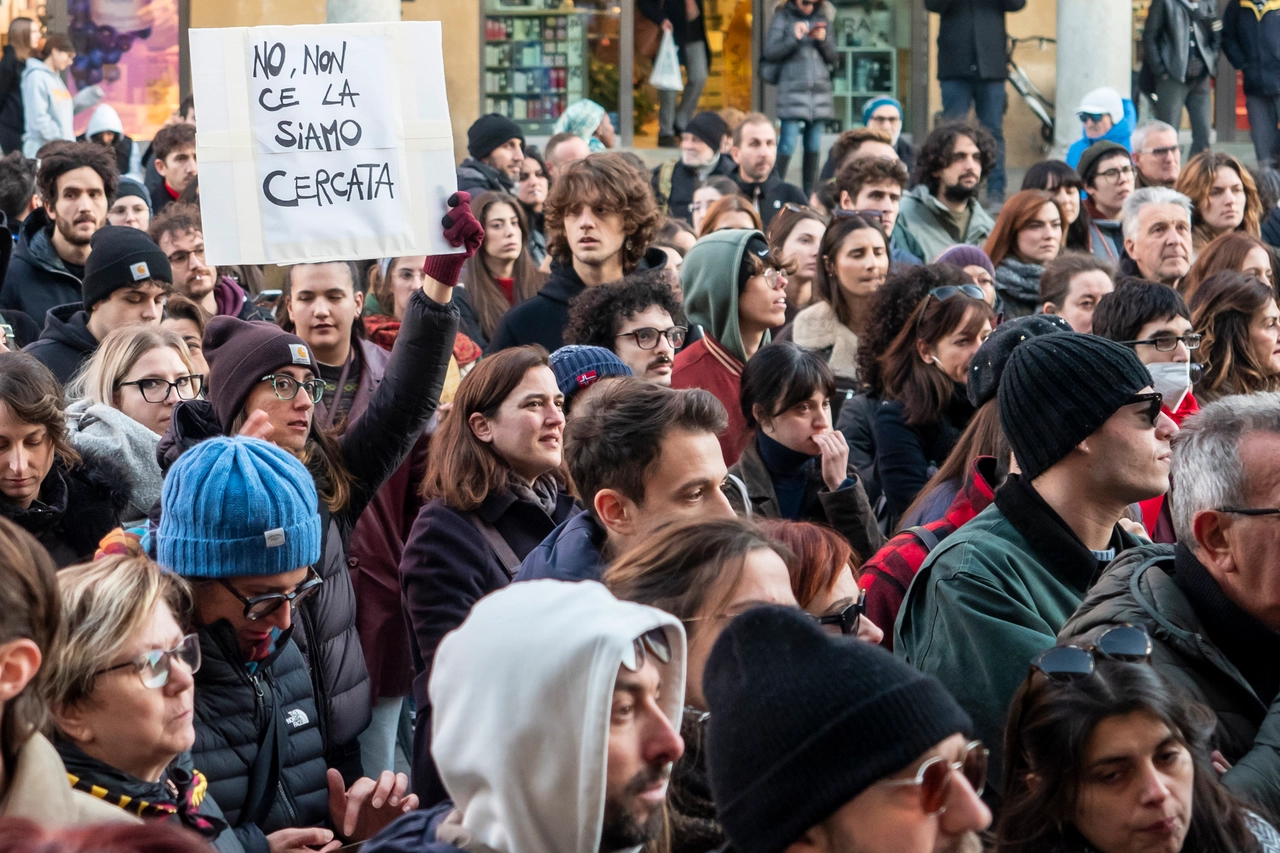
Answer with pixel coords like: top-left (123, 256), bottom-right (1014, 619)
top-left (66, 325), bottom-right (200, 526)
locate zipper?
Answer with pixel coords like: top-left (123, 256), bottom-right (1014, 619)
top-left (298, 594), bottom-right (331, 750)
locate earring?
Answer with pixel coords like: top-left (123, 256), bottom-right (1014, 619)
top-left (625, 238), bottom-right (632, 252)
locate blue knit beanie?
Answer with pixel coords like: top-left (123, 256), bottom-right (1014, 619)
top-left (158, 436), bottom-right (322, 578)
top-left (549, 345), bottom-right (633, 402)
top-left (861, 96), bottom-right (903, 126)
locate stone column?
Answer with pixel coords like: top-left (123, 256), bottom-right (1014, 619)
top-left (327, 0), bottom-right (399, 23)
top-left (1053, 0), bottom-right (1132, 155)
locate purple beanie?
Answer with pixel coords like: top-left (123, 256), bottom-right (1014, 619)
top-left (204, 316), bottom-right (321, 431)
top-left (935, 245), bottom-right (995, 277)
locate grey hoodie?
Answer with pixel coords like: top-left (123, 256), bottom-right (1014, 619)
top-left (66, 399), bottom-right (162, 529)
top-left (21, 58), bottom-right (102, 157)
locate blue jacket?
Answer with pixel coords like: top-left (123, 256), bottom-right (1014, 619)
top-left (1065, 98), bottom-right (1137, 170)
top-left (515, 511), bottom-right (608, 583)
top-left (1222, 0), bottom-right (1280, 96)
top-left (364, 802), bottom-right (461, 853)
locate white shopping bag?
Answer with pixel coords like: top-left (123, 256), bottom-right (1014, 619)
top-left (648, 30), bottom-right (684, 91)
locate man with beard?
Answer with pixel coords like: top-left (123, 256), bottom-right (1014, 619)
top-left (653, 111), bottom-right (736, 223)
top-left (456, 114), bottom-right (525, 195)
top-left (148, 202), bottom-right (265, 321)
top-left (564, 269), bottom-right (684, 386)
top-left (729, 113), bottom-right (806, 229)
top-left (896, 123), bottom-right (996, 263)
top-left (703, 605), bottom-right (991, 853)
top-left (0, 141), bottom-right (114, 324)
top-left (362, 580), bottom-right (687, 853)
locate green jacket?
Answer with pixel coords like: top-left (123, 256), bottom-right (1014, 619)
top-left (1060, 543), bottom-right (1280, 817)
top-left (896, 184), bottom-right (995, 263)
top-left (895, 481), bottom-right (1143, 796)
top-left (680, 229), bottom-right (768, 363)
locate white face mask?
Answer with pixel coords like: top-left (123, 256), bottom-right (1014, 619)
top-left (1146, 361), bottom-right (1191, 412)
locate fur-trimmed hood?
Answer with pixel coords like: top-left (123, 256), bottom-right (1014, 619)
top-left (790, 301), bottom-right (860, 380)
top-left (0, 451), bottom-right (130, 565)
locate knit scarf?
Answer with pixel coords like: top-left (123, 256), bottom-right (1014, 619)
top-left (508, 472), bottom-right (561, 518)
top-left (58, 741), bottom-right (227, 839)
top-left (994, 257), bottom-right (1046, 313)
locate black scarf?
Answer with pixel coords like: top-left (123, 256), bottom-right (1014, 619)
top-left (56, 739), bottom-right (227, 839)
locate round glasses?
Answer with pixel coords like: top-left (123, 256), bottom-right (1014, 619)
top-left (761, 268), bottom-right (788, 291)
top-left (261, 373), bottom-right (326, 404)
top-left (118, 374), bottom-right (204, 403)
top-left (95, 633), bottom-right (201, 689)
top-left (883, 740), bottom-right (988, 814)
top-left (616, 326), bottom-right (687, 350)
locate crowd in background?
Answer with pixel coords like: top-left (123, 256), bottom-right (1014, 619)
top-left (3, 4), bottom-right (1280, 853)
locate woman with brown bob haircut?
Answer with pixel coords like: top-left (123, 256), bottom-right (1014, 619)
top-left (1190, 270), bottom-right (1280, 403)
top-left (398, 346), bottom-right (577, 805)
top-left (1181, 230), bottom-right (1278, 303)
top-left (698, 193), bottom-right (763, 237)
top-left (983, 189), bottom-right (1065, 317)
top-left (1174, 150), bottom-right (1263, 253)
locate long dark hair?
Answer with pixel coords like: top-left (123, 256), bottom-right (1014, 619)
top-left (897, 399), bottom-right (1009, 528)
top-left (1023, 160), bottom-right (1092, 253)
top-left (997, 660), bottom-right (1264, 853)
top-left (458, 191), bottom-right (546, 341)
top-left (878, 288), bottom-right (990, 426)
top-left (1190, 270), bottom-right (1280, 400)
top-left (812, 213), bottom-right (889, 328)
top-left (856, 265), bottom-right (969, 397)
top-left (420, 346), bottom-right (559, 510)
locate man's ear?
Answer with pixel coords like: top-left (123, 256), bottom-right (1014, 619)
top-left (1042, 302), bottom-right (1059, 316)
top-left (0, 638), bottom-right (40, 704)
top-left (839, 190), bottom-right (854, 211)
top-left (1124, 238), bottom-right (1137, 259)
top-left (1192, 509), bottom-right (1236, 578)
top-left (155, 157), bottom-right (168, 178)
top-left (594, 488), bottom-right (637, 538)
top-left (468, 412), bottom-right (493, 443)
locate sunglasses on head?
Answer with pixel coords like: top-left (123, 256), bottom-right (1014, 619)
top-left (622, 627), bottom-right (673, 672)
top-left (883, 740), bottom-right (988, 814)
top-left (1030, 624), bottom-right (1154, 683)
top-left (832, 208), bottom-right (884, 223)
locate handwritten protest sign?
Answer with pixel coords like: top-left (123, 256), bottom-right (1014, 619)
top-left (189, 22), bottom-right (459, 265)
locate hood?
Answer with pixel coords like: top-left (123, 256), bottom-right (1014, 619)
top-left (156, 399), bottom-right (221, 475)
top-left (21, 57), bottom-right (55, 81)
top-left (540, 248), bottom-right (667, 307)
top-left (430, 580), bottom-right (686, 853)
top-left (86, 103), bottom-right (123, 138)
top-left (1077, 97), bottom-right (1137, 146)
top-left (213, 275), bottom-right (247, 317)
top-left (38, 303), bottom-right (95, 350)
top-left (66, 399), bottom-right (163, 525)
top-left (16, 209), bottom-right (75, 279)
top-left (680, 229), bottom-right (763, 363)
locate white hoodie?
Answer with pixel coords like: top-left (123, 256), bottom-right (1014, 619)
top-left (430, 580), bottom-right (686, 853)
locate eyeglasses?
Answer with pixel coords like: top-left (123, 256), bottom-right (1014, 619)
top-left (1095, 165), bottom-right (1135, 183)
top-left (622, 627), bottom-right (673, 672)
top-left (1137, 145), bottom-right (1180, 158)
top-left (220, 569), bottom-right (324, 621)
top-left (883, 740), bottom-right (988, 814)
top-left (1215, 505), bottom-right (1280, 517)
top-left (1126, 391), bottom-right (1164, 427)
top-left (616, 325), bottom-right (688, 350)
top-left (118, 374), bottom-right (204, 403)
top-left (816, 588), bottom-right (866, 636)
top-left (1030, 624), bottom-right (1153, 683)
top-left (1117, 333), bottom-right (1201, 352)
top-left (761, 268), bottom-right (788, 290)
top-left (95, 633), bottom-right (202, 689)
top-left (1077, 112), bottom-right (1107, 123)
top-left (261, 373), bottom-right (325, 404)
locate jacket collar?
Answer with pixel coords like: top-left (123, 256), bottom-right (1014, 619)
top-left (17, 209), bottom-right (78, 279)
top-left (0, 462), bottom-right (69, 533)
top-left (945, 456), bottom-right (1000, 526)
top-left (993, 473), bottom-right (1138, 592)
top-left (699, 334), bottom-right (745, 377)
top-left (460, 157), bottom-right (515, 193)
top-left (791, 301), bottom-right (859, 379)
top-left (39, 303), bottom-right (96, 349)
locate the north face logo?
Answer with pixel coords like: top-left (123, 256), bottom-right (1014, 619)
top-left (285, 709), bottom-right (309, 728)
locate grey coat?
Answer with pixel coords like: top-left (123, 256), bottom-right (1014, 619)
top-left (66, 400), bottom-right (163, 529)
top-left (763, 1), bottom-right (837, 121)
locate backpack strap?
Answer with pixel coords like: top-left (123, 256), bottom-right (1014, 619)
top-left (904, 525), bottom-right (941, 552)
top-left (468, 512), bottom-right (521, 578)
top-left (238, 678), bottom-right (283, 829)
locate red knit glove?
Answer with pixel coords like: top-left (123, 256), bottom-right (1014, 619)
top-left (422, 191), bottom-right (485, 287)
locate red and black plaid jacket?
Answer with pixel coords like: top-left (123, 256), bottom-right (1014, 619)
top-left (857, 457), bottom-right (1000, 650)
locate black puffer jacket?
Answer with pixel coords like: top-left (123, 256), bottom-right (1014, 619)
top-left (0, 453), bottom-right (127, 567)
top-left (23, 302), bottom-right (96, 385)
top-left (0, 209), bottom-right (82, 324)
top-left (194, 621), bottom-right (329, 853)
top-left (157, 289), bottom-right (459, 783)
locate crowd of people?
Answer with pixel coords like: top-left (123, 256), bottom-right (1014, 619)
top-left (4, 6), bottom-right (1280, 853)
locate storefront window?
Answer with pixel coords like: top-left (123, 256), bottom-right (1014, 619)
top-left (828, 0), bottom-right (913, 132)
top-left (483, 0), bottom-right (623, 137)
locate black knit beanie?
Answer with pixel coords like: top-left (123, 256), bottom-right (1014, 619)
top-left (998, 332), bottom-right (1152, 480)
top-left (203, 316), bottom-right (321, 432)
top-left (966, 315), bottom-right (1073, 407)
top-left (686, 111), bottom-right (728, 152)
top-left (81, 224), bottom-right (172, 309)
top-left (704, 605), bottom-right (973, 853)
top-left (467, 113), bottom-right (524, 161)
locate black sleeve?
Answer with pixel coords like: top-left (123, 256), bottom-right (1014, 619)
top-left (336, 290), bottom-right (459, 528)
top-left (1142, 0), bottom-right (1169, 79)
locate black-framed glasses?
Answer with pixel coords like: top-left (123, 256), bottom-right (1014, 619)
top-left (616, 325), bottom-right (687, 350)
top-left (1096, 165), bottom-right (1135, 183)
top-left (1030, 624), bottom-right (1154, 682)
top-left (95, 633), bottom-right (201, 688)
top-left (261, 374), bottom-right (325, 404)
top-left (1215, 506), bottom-right (1280, 517)
top-left (1137, 145), bottom-right (1180, 158)
top-left (622, 627), bottom-right (673, 672)
top-left (1126, 391), bottom-right (1164, 427)
top-left (883, 740), bottom-right (988, 814)
top-left (118, 374), bottom-right (204, 403)
top-left (817, 588), bottom-right (866, 636)
top-left (220, 569), bottom-right (323, 621)
top-left (1118, 333), bottom-right (1201, 353)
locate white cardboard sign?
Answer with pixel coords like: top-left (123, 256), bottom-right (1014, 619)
top-left (189, 21), bottom-right (460, 266)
